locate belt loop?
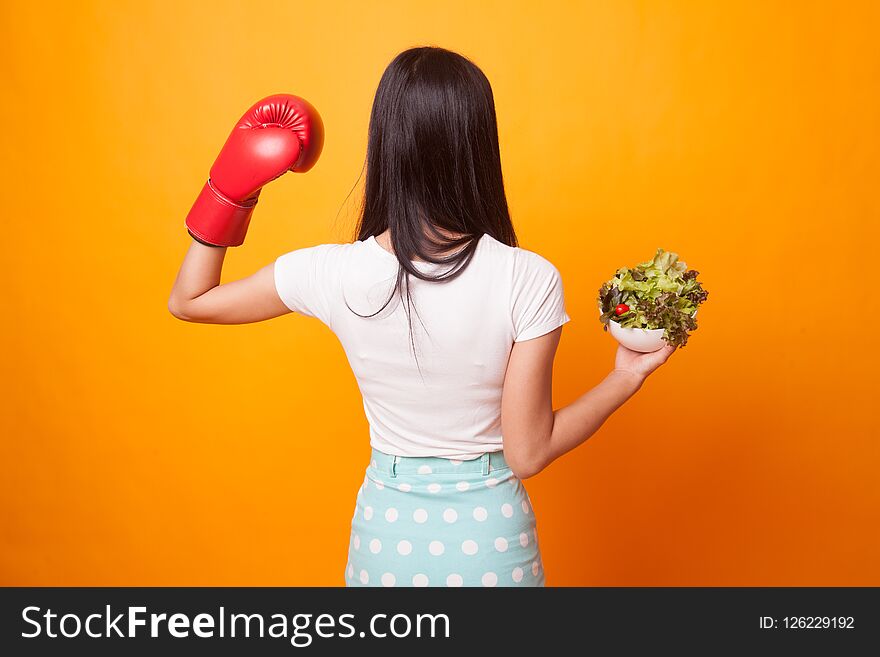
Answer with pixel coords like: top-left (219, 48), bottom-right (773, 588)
top-left (390, 455), bottom-right (398, 478)
top-left (481, 452), bottom-right (490, 476)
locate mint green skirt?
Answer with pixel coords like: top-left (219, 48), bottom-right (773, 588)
top-left (345, 447), bottom-right (544, 587)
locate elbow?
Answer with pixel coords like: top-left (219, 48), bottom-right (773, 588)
top-left (509, 461), bottom-right (542, 480)
top-left (504, 444), bottom-right (549, 480)
top-left (167, 296), bottom-right (192, 322)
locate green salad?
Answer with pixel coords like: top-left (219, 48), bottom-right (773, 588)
top-left (598, 248), bottom-right (708, 348)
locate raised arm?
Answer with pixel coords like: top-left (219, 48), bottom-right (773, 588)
top-left (168, 94), bottom-right (324, 324)
top-left (167, 241), bottom-right (290, 324)
top-left (501, 328), bottom-right (676, 479)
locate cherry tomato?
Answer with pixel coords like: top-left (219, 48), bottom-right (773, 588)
top-left (614, 303), bottom-right (629, 316)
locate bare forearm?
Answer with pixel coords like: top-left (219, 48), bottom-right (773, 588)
top-left (169, 240), bottom-right (227, 305)
top-left (167, 238), bottom-right (289, 324)
top-left (542, 369), bottom-right (644, 468)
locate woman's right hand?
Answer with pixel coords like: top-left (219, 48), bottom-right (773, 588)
top-left (613, 342), bottom-right (677, 382)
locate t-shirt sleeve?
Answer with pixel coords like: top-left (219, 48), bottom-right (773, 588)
top-left (273, 243), bottom-right (346, 328)
top-left (511, 250), bottom-right (571, 342)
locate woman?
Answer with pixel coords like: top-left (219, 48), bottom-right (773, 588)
top-left (168, 46), bottom-right (675, 587)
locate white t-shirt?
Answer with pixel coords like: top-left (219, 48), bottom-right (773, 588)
top-left (274, 233), bottom-right (570, 460)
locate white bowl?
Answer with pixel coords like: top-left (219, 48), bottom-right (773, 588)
top-left (604, 308), bottom-right (697, 353)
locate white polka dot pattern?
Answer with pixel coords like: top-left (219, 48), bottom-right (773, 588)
top-left (347, 453), bottom-right (544, 588)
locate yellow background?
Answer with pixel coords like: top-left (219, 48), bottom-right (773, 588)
top-left (2, 0), bottom-right (878, 585)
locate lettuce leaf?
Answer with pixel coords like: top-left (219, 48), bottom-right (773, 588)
top-left (597, 248), bottom-right (709, 347)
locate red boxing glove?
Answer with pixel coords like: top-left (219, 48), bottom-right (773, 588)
top-left (185, 94), bottom-right (324, 247)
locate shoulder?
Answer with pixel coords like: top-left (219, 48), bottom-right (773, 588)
top-left (276, 240), bottom-right (362, 266)
top-left (477, 236), bottom-right (565, 305)
top-left (274, 242), bottom-right (364, 294)
top-left (308, 241), bottom-right (362, 257)
top-left (515, 248), bottom-right (562, 278)
top-left (504, 241), bottom-right (564, 284)
top-left (480, 234), bottom-right (561, 273)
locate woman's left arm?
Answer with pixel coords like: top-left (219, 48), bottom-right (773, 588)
top-left (167, 240), bottom-right (290, 325)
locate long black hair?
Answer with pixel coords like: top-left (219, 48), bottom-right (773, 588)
top-left (350, 47), bottom-right (517, 362)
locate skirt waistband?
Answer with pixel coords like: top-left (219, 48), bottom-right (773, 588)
top-left (369, 447), bottom-right (509, 477)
